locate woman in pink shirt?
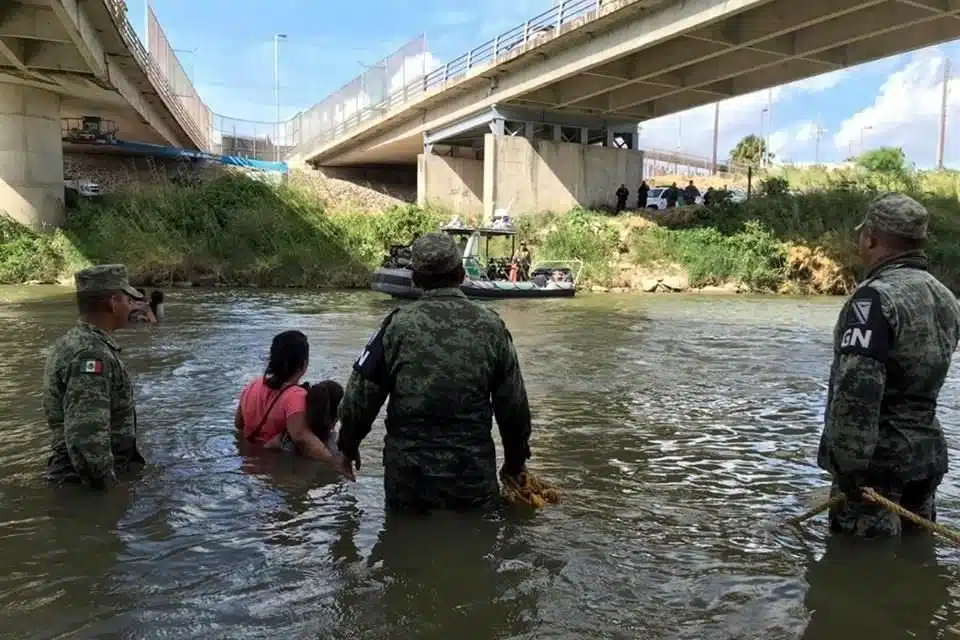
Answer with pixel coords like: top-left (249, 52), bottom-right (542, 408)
top-left (235, 330), bottom-right (354, 480)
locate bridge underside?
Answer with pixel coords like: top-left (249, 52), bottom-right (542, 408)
top-left (510, 0), bottom-right (960, 122)
top-left (0, 0), bottom-right (197, 228)
top-left (308, 0), bottom-right (960, 169)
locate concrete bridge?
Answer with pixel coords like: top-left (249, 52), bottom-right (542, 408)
top-left (0, 0), bottom-right (208, 228)
top-left (289, 0), bottom-right (960, 217)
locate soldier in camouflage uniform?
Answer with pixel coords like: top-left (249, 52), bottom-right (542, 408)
top-left (337, 232), bottom-right (533, 512)
top-left (818, 193), bottom-right (960, 537)
top-left (42, 264), bottom-right (146, 490)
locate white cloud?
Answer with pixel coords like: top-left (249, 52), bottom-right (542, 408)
top-left (833, 48), bottom-right (953, 167)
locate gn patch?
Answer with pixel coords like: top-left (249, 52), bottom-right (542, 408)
top-left (354, 309), bottom-right (398, 386)
top-left (838, 286), bottom-right (891, 361)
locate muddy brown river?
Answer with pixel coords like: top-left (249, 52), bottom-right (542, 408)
top-left (1, 286), bottom-right (959, 639)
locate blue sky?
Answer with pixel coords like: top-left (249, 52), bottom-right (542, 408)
top-left (127, 0), bottom-right (960, 169)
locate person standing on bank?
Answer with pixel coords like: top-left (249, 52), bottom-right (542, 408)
top-left (337, 232), bottom-right (534, 512)
top-left (42, 264), bottom-right (146, 490)
top-left (818, 193), bottom-right (960, 538)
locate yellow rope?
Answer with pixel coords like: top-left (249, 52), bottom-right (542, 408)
top-left (501, 470), bottom-right (560, 508)
top-left (784, 486), bottom-right (960, 547)
top-left (782, 495), bottom-right (844, 528)
top-left (861, 487), bottom-right (960, 546)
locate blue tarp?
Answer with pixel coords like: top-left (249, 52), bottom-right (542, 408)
top-left (68, 138), bottom-right (289, 174)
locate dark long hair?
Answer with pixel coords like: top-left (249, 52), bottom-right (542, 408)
top-left (149, 289), bottom-right (164, 315)
top-left (303, 380), bottom-right (344, 444)
top-left (264, 330), bottom-right (309, 389)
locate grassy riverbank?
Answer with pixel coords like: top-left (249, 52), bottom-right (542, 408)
top-left (3, 168), bottom-right (960, 294)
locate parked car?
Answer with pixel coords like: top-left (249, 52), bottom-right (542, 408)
top-left (645, 187), bottom-right (703, 209)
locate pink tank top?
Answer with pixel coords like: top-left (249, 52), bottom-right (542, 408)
top-left (238, 377), bottom-right (307, 445)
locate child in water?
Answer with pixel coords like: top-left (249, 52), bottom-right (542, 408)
top-left (282, 380), bottom-right (343, 456)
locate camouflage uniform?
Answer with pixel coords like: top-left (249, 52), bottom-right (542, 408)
top-left (818, 194), bottom-right (960, 537)
top-left (339, 232), bottom-right (532, 512)
top-left (42, 264), bottom-right (145, 489)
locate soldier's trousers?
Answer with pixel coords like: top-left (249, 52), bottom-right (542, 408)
top-left (828, 474), bottom-right (943, 538)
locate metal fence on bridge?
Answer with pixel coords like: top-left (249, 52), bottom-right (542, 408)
top-left (145, 5), bottom-right (212, 151)
top-left (210, 114), bottom-right (301, 162)
top-left (288, 0), bottom-right (619, 156)
top-left (286, 35), bottom-right (428, 156)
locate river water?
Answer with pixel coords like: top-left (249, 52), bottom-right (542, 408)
top-left (1, 287), bottom-right (959, 639)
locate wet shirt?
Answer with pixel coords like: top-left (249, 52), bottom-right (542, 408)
top-left (41, 321), bottom-right (143, 487)
top-left (818, 252), bottom-right (960, 484)
top-left (339, 287), bottom-right (532, 510)
top-left (238, 377), bottom-right (307, 445)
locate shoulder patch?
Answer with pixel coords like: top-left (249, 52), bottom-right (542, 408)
top-left (837, 286), bottom-right (892, 361)
top-left (353, 309), bottom-right (399, 386)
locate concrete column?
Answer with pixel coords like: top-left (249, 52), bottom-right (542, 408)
top-left (0, 85), bottom-right (63, 229)
top-left (417, 153), bottom-right (426, 207)
top-left (524, 122), bottom-right (534, 141)
top-left (553, 124), bottom-right (562, 141)
top-left (605, 128), bottom-right (615, 147)
top-left (580, 127), bottom-right (588, 145)
top-left (482, 133), bottom-right (497, 221)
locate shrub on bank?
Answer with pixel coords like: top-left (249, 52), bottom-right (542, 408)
top-left (3, 169), bottom-right (960, 294)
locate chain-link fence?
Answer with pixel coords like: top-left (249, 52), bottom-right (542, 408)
top-left (286, 35), bottom-right (429, 155)
top-left (209, 114), bottom-right (301, 162)
top-left (144, 3), bottom-right (212, 150)
top-left (643, 147), bottom-right (749, 179)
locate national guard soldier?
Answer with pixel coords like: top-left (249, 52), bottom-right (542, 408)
top-left (818, 193), bottom-right (960, 537)
top-left (337, 232), bottom-right (533, 512)
top-left (42, 264), bottom-right (146, 490)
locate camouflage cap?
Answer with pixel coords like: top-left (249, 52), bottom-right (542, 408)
top-left (410, 232), bottom-right (463, 275)
top-left (855, 193), bottom-right (929, 240)
top-left (74, 264), bottom-right (143, 299)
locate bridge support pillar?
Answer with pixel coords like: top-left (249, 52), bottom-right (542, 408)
top-left (0, 85), bottom-right (64, 229)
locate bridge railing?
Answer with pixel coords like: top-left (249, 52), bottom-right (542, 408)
top-left (101, 0), bottom-right (211, 151)
top-left (288, 0), bottom-right (608, 157)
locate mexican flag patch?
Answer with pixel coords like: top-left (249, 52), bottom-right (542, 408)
top-left (82, 360), bottom-right (103, 375)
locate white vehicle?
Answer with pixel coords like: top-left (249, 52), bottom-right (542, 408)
top-left (64, 178), bottom-right (102, 208)
top-left (644, 187), bottom-right (703, 210)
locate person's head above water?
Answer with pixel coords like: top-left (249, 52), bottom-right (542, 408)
top-left (302, 380), bottom-right (344, 443)
top-left (264, 330), bottom-right (309, 389)
top-left (410, 232), bottom-right (465, 290)
top-left (75, 264), bottom-right (144, 331)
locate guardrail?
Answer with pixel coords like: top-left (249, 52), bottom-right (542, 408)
top-left (289, 0), bottom-right (610, 157)
top-left (101, 0), bottom-right (210, 151)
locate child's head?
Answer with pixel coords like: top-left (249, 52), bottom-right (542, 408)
top-left (303, 380), bottom-right (344, 443)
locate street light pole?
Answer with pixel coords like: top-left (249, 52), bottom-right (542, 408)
top-left (274, 33), bottom-right (287, 162)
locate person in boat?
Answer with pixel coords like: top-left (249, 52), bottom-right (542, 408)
top-left (41, 264), bottom-right (146, 490)
top-left (516, 241), bottom-right (532, 281)
top-left (818, 194), bottom-right (960, 537)
top-left (235, 330), bottom-right (354, 479)
top-left (337, 232), bottom-right (534, 512)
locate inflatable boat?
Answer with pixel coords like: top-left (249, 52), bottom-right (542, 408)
top-left (371, 219), bottom-right (581, 300)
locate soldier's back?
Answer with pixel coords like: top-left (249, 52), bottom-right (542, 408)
top-left (382, 291), bottom-right (509, 508)
top-left (870, 266), bottom-right (960, 480)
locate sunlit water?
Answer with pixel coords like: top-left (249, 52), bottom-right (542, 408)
top-left (2, 286), bottom-right (960, 639)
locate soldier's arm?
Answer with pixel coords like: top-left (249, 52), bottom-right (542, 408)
top-left (822, 286), bottom-right (896, 476)
top-left (492, 320), bottom-right (532, 474)
top-left (337, 314), bottom-right (396, 463)
top-left (63, 351), bottom-right (117, 489)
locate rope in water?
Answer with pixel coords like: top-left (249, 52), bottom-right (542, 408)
top-left (785, 487), bottom-right (960, 547)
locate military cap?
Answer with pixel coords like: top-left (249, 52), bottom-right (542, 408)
top-left (855, 193), bottom-right (929, 240)
top-left (410, 232), bottom-right (463, 275)
top-left (74, 264), bottom-right (143, 299)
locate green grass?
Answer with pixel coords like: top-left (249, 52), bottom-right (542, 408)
top-left (0, 175), bottom-right (442, 288)
top-left (4, 168), bottom-right (960, 294)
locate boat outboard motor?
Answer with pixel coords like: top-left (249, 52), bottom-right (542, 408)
top-left (533, 273), bottom-right (548, 288)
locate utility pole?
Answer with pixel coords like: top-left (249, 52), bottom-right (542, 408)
top-left (937, 57), bottom-right (950, 170)
top-left (814, 122), bottom-right (826, 164)
top-left (711, 102), bottom-right (719, 174)
top-left (274, 33), bottom-right (287, 162)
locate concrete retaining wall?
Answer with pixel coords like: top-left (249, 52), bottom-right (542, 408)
top-left (417, 153), bottom-right (484, 216)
